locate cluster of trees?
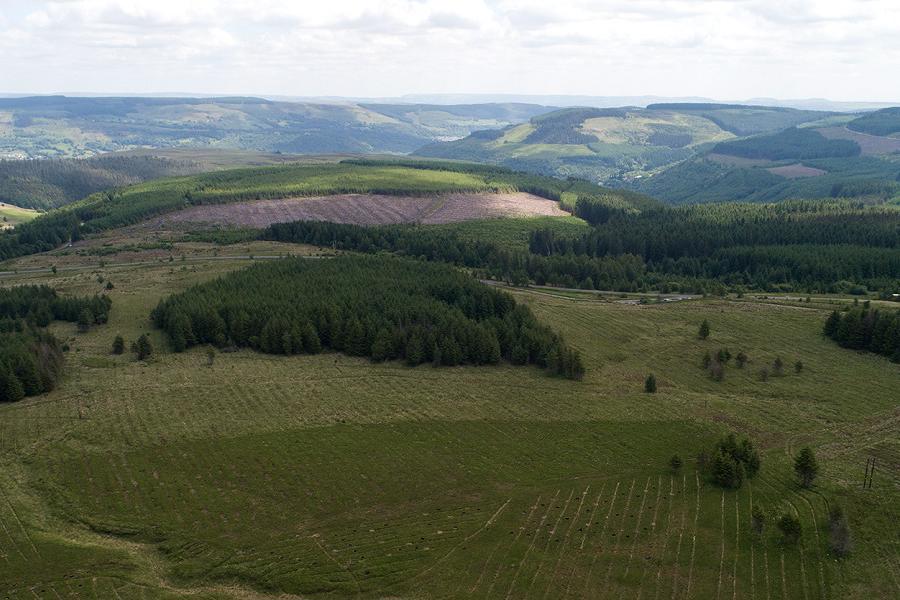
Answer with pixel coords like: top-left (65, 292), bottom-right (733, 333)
top-left (0, 284), bottom-right (111, 328)
top-left (264, 220), bottom-right (649, 292)
top-left (713, 127), bottom-right (861, 160)
top-left (526, 202), bottom-right (900, 293)
top-left (698, 433), bottom-right (761, 489)
top-left (824, 305), bottom-right (900, 361)
top-left (0, 327), bottom-right (63, 402)
top-left (151, 255), bottom-right (584, 378)
top-left (0, 285), bottom-right (111, 402)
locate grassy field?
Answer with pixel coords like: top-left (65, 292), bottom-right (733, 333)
top-left (0, 202), bottom-right (40, 227)
top-left (0, 255), bottom-right (897, 598)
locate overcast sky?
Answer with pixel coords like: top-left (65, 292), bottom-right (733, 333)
top-left (2, 0), bottom-right (898, 101)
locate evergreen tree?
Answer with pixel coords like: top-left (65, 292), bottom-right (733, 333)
top-left (644, 374), bottom-right (657, 393)
top-left (112, 335), bottom-right (125, 355)
top-left (405, 329), bottom-right (426, 366)
top-left (301, 322), bottom-right (322, 354)
top-left (0, 366), bottom-right (25, 402)
top-left (698, 319), bottom-right (710, 340)
top-left (777, 514), bottom-right (802, 545)
top-left (77, 308), bottom-right (92, 333)
top-left (371, 329), bottom-right (394, 362)
top-left (134, 334), bottom-right (153, 361)
top-left (794, 447), bottom-right (819, 488)
top-left (736, 351), bottom-right (748, 368)
top-left (823, 311), bottom-right (841, 336)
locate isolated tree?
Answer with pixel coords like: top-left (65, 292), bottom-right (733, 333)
top-left (794, 447), bottom-right (819, 488)
top-left (777, 513), bottom-right (802, 545)
top-left (669, 454), bottom-right (682, 473)
top-left (772, 356), bottom-right (784, 376)
top-left (827, 506), bottom-right (852, 558)
top-left (716, 348), bottom-right (732, 364)
top-left (133, 334), bottom-right (153, 361)
top-left (77, 308), bottom-right (92, 333)
top-left (698, 319), bottom-right (710, 340)
top-left (751, 504), bottom-right (766, 538)
top-left (644, 374), bottom-right (657, 393)
top-left (736, 351), bottom-right (748, 368)
top-left (794, 360), bottom-right (804, 373)
top-left (111, 335), bottom-right (125, 355)
top-left (105, 280), bottom-right (114, 290)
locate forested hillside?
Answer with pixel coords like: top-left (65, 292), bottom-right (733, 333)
top-left (0, 155), bottom-right (203, 209)
top-left (847, 107), bottom-right (900, 136)
top-left (265, 201), bottom-right (900, 295)
top-left (414, 104), bottom-right (833, 184)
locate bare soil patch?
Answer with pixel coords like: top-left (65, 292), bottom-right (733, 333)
top-left (766, 164), bottom-right (827, 179)
top-left (817, 127), bottom-right (900, 155)
top-left (152, 192), bottom-right (568, 228)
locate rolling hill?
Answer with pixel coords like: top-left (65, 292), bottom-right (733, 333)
top-left (0, 96), bottom-right (555, 160)
top-left (414, 104), bottom-right (832, 184)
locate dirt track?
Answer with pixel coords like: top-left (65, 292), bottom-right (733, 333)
top-left (155, 192), bottom-right (568, 228)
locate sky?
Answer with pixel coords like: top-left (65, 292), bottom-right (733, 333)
top-left (1, 0), bottom-right (899, 101)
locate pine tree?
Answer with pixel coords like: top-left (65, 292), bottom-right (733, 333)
top-left (777, 514), bottom-right (802, 545)
top-left (736, 351), bottom-right (748, 368)
top-left (134, 334), bottom-right (153, 361)
top-left (371, 329), bottom-right (394, 362)
top-left (698, 319), bottom-right (710, 340)
top-left (823, 310), bottom-right (841, 337)
top-left (0, 366), bottom-right (25, 402)
top-left (405, 329), bottom-right (426, 366)
top-left (644, 374), bottom-right (657, 393)
top-left (77, 308), bottom-right (92, 333)
top-left (112, 335), bottom-right (125, 355)
top-left (794, 447), bottom-right (818, 488)
top-left (301, 322), bottom-right (322, 354)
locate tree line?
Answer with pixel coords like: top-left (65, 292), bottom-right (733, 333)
top-left (824, 305), bottom-right (900, 361)
top-left (151, 255), bottom-right (585, 379)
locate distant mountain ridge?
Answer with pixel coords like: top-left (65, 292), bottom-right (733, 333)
top-left (0, 96), bottom-right (556, 160)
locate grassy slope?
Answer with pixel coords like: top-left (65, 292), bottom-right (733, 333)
top-left (0, 202), bottom-right (40, 226)
top-left (0, 258), bottom-right (896, 598)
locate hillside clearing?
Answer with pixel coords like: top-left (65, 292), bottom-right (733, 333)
top-left (817, 126), bottom-right (900, 155)
top-left (150, 192), bottom-right (569, 227)
top-left (767, 164), bottom-right (827, 178)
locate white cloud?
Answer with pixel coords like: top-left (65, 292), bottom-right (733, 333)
top-left (0, 0), bottom-right (897, 100)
